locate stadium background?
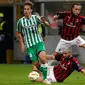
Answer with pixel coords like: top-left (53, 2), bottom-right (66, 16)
top-left (0, 0), bottom-right (85, 64)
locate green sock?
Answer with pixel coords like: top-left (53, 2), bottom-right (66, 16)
top-left (39, 63), bottom-right (48, 80)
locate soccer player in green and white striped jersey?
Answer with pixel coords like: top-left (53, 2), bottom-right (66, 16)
top-left (17, 13), bottom-right (43, 49)
top-left (16, 1), bottom-right (50, 84)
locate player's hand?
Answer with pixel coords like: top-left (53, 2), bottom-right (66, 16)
top-left (40, 16), bottom-right (50, 27)
top-left (53, 15), bottom-right (58, 20)
top-left (40, 16), bottom-right (46, 22)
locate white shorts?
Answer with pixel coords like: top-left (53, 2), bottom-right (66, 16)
top-left (47, 66), bottom-right (57, 83)
top-left (55, 36), bottom-right (85, 52)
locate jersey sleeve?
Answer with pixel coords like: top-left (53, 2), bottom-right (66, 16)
top-left (35, 15), bottom-right (42, 25)
top-left (56, 11), bottom-right (70, 19)
top-left (72, 57), bottom-right (83, 72)
top-left (16, 20), bottom-right (22, 33)
top-left (55, 53), bottom-right (63, 61)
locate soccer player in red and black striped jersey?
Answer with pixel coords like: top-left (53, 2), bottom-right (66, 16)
top-left (53, 3), bottom-right (85, 54)
top-left (33, 47), bottom-right (85, 84)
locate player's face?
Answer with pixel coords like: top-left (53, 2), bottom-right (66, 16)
top-left (24, 5), bottom-right (32, 17)
top-left (72, 5), bottom-right (81, 16)
top-left (63, 51), bottom-right (70, 58)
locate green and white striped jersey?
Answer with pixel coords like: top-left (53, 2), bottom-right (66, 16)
top-left (16, 15), bottom-right (43, 49)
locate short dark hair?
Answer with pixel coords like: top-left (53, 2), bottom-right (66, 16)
top-left (24, 1), bottom-right (34, 9)
top-left (71, 3), bottom-right (81, 9)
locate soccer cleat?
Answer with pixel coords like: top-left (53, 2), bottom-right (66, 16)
top-left (43, 79), bottom-right (51, 84)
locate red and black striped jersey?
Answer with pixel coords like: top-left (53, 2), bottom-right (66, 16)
top-left (53, 54), bottom-right (83, 82)
top-left (56, 11), bottom-right (85, 40)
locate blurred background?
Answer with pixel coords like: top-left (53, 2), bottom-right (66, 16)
top-left (0, 0), bottom-right (85, 64)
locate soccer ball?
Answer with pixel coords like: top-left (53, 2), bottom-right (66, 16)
top-left (28, 71), bottom-right (39, 81)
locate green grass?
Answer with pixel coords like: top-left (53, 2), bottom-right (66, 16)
top-left (0, 64), bottom-right (85, 85)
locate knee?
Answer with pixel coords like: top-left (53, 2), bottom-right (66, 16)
top-left (39, 55), bottom-right (47, 64)
top-left (39, 52), bottom-right (47, 64)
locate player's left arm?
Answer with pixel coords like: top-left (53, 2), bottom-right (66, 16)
top-left (40, 16), bottom-right (50, 27)
top-left (72, 57), bottom-right (85, 77)
top-left (47, 55), bottom-right (55, 60)
top-left (47, 53), bottom-right (63, 61)
top-left (73, 57), bottom-right (85, 75)
top-left (36, 15), bottom-right (50, 27)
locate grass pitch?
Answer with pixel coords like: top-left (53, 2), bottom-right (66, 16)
top-left (0, 64), bottom-right (85, 85)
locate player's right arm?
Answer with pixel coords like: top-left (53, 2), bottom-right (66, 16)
top-left (47, 53), bottom-right (63, 61)
top-left (47, 55), bottom-right (55, 60)
top-left (53, 11), bottom-right (69, 20)
top-left (16, 20), bottom-right (25, 53)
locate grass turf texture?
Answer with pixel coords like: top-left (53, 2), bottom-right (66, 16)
top-left (0, 64), bottom-right (85, 85)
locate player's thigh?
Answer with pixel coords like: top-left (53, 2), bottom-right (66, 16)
top-left (36, 42), bottom-right (46, 54)
top-left (36, 42), bottom-right (46, 62)
top-left (75, 36), bottom-right (85, 46)
top-left (38, 51), bottom-right (47, 63)
top-left (26, 47), bottom-right (38, 63)
top-left (55, 39), bottom-right (71, 52)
